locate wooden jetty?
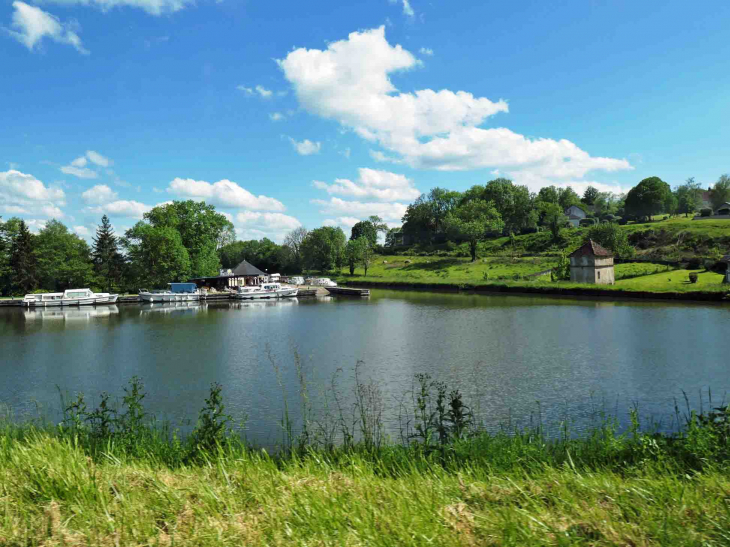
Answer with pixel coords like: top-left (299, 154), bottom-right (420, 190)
top-left (325, 286), bottom-right (370, 297)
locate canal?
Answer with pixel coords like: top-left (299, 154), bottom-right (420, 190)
top-left (1, 290), bottom-right (728, 446)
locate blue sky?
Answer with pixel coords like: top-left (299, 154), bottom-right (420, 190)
top-left (2, 0), bottom-right (729, 241)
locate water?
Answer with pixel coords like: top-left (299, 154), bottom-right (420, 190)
top-left (1, 290), bottom-right (729, 446)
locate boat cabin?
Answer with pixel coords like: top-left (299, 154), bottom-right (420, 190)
top-left (169, 283), bottom-right (198, 294)
top-left (23, 292), bottom-right (63, 304)
top-left (63, 289), bottom-right (94, 299)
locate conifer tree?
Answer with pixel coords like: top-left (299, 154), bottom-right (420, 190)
top-left (9, 220), bottom-right (37, 294)
top-left (92, 215), bottom-right (124, 292)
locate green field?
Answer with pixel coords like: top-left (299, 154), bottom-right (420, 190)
top-left (616, 269), bottom-right (726, 291)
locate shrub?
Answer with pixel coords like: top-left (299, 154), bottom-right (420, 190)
top-left (586, 223), bottom-right (635, 259)
top-left (579, 218), bottom-right (596, 227)
top-left (689, 273), bottom-right (698, 283)
top-left (700, 208), bottom-right (712, 217)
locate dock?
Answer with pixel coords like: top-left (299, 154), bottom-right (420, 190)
top-left (325, 286), bottom-right (370, 297)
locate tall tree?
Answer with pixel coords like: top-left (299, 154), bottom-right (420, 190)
top-left (35, 220), bottom-right (94, 291)
top-left (539, 202), bottom-right (567, 241)
top-left (123, 223), bottom-right (191, 288)
top-left (301, 226), bottom-right (346, 272)
top-left (537, 186), bottom-right (560, 205)
top-left (9, 220), bottom-right (37, 295)
top-left (676, 177), bottom-right (703, 217)
top-left (143, 200), bottom-right (233, 278)
top-left (477, 178), bottom-right (535, 234)
top-left (358, 237), bottom-right (373, 276)
top-left (710, 174), bottom-right (730, 211)
top-left (384, 227), bottom-right (401, 247)
top-left (92, 215), bottom-right (124, 292)
top-left (582, 186), bottom-right (600, 206)
top-left (284, 227), bottom-right (309, 271)
top-left (344, 238), bottom-right (363, 275)
top-left (558, 187), bottom-right (582, 210)
top-left (350, 221), bottom-right (378, 246)
top-left (624, 176), bottom-right (672, 221)
top-left (443, 200), bottom-right (503, 262)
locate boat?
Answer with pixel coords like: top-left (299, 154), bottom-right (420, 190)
top-left (139, 283), bottom-right (202, 303)
top-left (23, 288), bottom-right (119, 307)
top-left (305, 277), bottom-right (338, 287)
top-left (234, 282), bottom-right (298, 300)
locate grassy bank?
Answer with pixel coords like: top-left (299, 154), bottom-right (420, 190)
top-left (1, 378), bottom-right (729, 545)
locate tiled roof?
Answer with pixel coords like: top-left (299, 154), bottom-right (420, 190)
top-left (569, 240), bottom-right (613, 258)
top-left (232, 260), bottom-right (266, 276)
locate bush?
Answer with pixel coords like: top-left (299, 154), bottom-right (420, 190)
top-left (586, 223), bottom-right (635, 259)
top-left (700, 208), bottom-right (712, 217)
top-left (689, 273), bottom-right (698, 283)
top-left (686, 257), bottom-right (702, 270)
top-left (578, 218), bottom-right (596, 227)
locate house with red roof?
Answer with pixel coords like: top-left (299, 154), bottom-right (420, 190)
top-left (569, 240), bottom-right (615, 285)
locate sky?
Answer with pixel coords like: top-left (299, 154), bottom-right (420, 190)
top-left (2, 0), bottom-right (729, 242)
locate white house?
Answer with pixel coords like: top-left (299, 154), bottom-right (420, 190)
top-left (565, 205), bottom-right (587, 227)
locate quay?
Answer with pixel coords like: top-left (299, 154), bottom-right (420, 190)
top-left (325, 286), bottom-right (370, 297)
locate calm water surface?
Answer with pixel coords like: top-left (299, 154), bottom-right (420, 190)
top-left (1, 290), bottom-right (729, 445)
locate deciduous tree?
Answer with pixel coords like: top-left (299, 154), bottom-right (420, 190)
top-left (624, 177), bottom-right (672, 222)
top-left (443, 200), bottom-right (503, 262)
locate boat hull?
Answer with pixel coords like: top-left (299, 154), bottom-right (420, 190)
top-left (234, 288), bottom-right (298, 300)
top-left (139, 293), bottom-right (201, 303)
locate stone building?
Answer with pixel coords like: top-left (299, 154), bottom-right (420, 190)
top-left (569, 240), bottom-right (615, 285)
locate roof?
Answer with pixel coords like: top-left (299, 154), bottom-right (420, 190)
top-left (232, 259), bottom-right (266, 277)
top-left (564, 205), bottom-right (586, 215)
top-left (569, 240), bottom-right (613, 258)
top-left (717, 202), bottom-right (730, 209)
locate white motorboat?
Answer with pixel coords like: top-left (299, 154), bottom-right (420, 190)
top-left (139, 283), bottom-right (202, 303)
top-left (23, 288), bottom-right (119, 307)
top-left (234, 282), bottom-right (298, 300)
top-left (305, 277), bottom-right (338, 287)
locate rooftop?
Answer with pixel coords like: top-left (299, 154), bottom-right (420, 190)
top-left (569, 239), bottom-right (613, 258)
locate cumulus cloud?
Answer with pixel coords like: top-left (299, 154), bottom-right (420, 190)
top-left (311, 197), bottom-right (406, 222)
top-left (234, 211), bottom-right (302, 242)
top-left (36, 0), bottom-right (192, 16)
top-left (60, 150), bottom-right (112, 179)
top-left (402, 0), bottom-right (414, 17)
top-left (87, 200), bottom-right (151, 219)
top-left (81, 184), bottom-right (118, 205)
top-left (278, 27), bottom-right (631, 185)
top-left (167, 178), bottom-right (285, 211)
top-left (313, 167), bottom-right (419, 202)
top-left (287, 137), bottom-right (321, 156)
top-left (0, 169), bottom-right (66, 217)
top-left (6, 1), bottom-right (88, 54)
top-left (323, 216), bottom-right (360, 229)
top-left (73, 225), bottom-right (90, 236)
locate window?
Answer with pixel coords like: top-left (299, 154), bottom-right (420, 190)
top-left (597, 271), bottom-right (601, 280)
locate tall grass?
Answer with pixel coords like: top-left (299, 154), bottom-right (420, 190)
top-left (1, 369), bottom-right (729, 544)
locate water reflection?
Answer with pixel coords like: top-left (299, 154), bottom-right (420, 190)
top-left (139, 302), bottom-right (208, 315)
top-left (23, 305), bottom-right (119, 323)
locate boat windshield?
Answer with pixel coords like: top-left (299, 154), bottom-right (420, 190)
top-left (64, 290), bottom-right (90, 298)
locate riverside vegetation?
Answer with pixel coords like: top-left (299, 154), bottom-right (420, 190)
top-left (1, 370), bottom-right (730, 545)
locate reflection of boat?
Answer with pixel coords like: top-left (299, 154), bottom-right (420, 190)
top-left (24, 305), bottom-right (119, 321)
top-left (139, 283), bottom-right (202, 303)
top-left (23, 288), bottom-right (119, 307)
top-left (139, 302), bottom-right (207, 315)
top-left (234, 283), bottom-right (298, 300)
top-left (232, 298), bottom-right (299, 309)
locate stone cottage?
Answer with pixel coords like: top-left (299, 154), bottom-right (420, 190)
top-left (569, 240), bottom-right (615, 285)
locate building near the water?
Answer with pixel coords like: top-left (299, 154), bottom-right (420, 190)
top-left (569, 240), bottom-right (615, 285)
top-left (190, 260), bottom-right (267, 290)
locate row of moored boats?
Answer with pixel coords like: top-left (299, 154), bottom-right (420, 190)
top-left (21, 280), bottom-right (319, 307)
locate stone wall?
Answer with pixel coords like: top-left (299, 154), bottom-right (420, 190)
top-left (569, 256), bottom-right (615, 285)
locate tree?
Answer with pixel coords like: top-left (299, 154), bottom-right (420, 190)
top-left (123, 223), bottom-right (191, 288)
top-left (284, 227), bottom-right (308, 271)
top-left (582, 186), bottom-right (600, 206)
top-left (358, 237), bottom-right (373, 276)
top-left (384, 227), bottom-right (401, 247)
top-left (586, 223), bottom-right (634, 259)
top-left (443, 200), bottom-right (503, 262)
top-left (676, 177), bottom-right (703, 217)
top-left (143, 200), bottom-right (233, 278)
top-left (9, 220), bottom-right (37, 294)
top-left (344, 239), bottom-right (361, 275)
top-left (624, 177), bottom-right (672, 222)
top-left (92, 215), bottom-right (124, 292)
top-left (537, 186), bottom-right (560, 205)
top-left (558, 187), bottom-right (581, 210)
top-left (35, 220), bottom-right (95, 291)
top-left (350, 221), bottom-right (378, 247)
top-left (539, 202), bottom-right (567, 241)
top-left (710, 174), bottom-right (730, 211)
top-left (477, 178), bottom-right (535, 234)
top-left (401, 195), bottom-right (436, 244)
top-left (301, 226), bottom-right (346, 272)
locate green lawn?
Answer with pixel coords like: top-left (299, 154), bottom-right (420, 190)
top-left (616, 269), bottom-right (727, 292)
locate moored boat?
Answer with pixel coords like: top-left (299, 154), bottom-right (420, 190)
top-left (234, 282), bottom-right (298, 300)
top-left (139, 283), bottom-right (202, 303)
top-left (23, 288), bottom-right (119, 307)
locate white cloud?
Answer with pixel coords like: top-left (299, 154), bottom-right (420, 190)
top-left (73, 225), bottom-right (90, 236)
top-left (36, 0), bottom-right (193, 16)
top-left (167, 178), bottom-right (285, 211)
top-left (85, 150), bottom-right (111, 167)
top-left (269, 112), bottom-right (285, 122)
top-left (81, 184), bottom-right (118, 205)
top-left (0, 169), bottom-right (66, 217)
top-left (60, 150), bottom-right (112, 179)
top-left (323, 216), bottom-right (360, 229)
top-left (312, 197), bottom-right (406, 222)
top-left (278, 27), bottom-right (631, 184)
top-left (88, 200), bottom-right (151, 219)
top-left (255, 85), bottom-right (272, 98)
top-left (313, 167), bottom-right (419, 202)
top-left (234, 211), bottom-right (302, 242)
top-left (419, 47), bottom-right (433, 56)
top-left (287, 137), bottom-right (321, 156)
top-left (6, 1), bottom-right (89, 54)
top-left (237, 84), bottom-right (276, 98)
top-left (237, 85), bottom-right (254, 95)
top-left (402, 0), bottom-right (414, 17)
